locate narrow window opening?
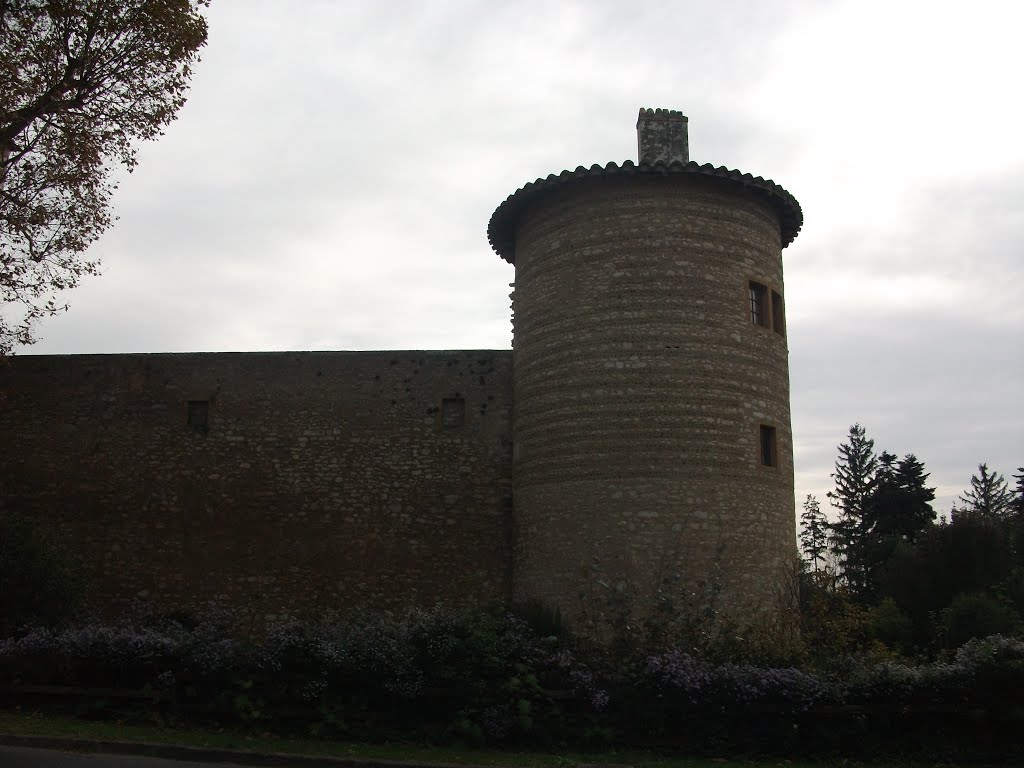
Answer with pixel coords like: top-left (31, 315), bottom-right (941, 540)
top-left (441, 397), bottom-right (465, 429)
top-left (749, 282), bottom-right (768, 327)
top-left (771, 290), bottom-right (785, 336)
top-left (759, 425), bottom-right (778, 467)
top-left (187, 400), bottom-right (209, 432)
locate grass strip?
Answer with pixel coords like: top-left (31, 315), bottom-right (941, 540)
top-left (0, 708), bottom-right (988, 768)
top-left (0, 708), bottom-right (761, 767)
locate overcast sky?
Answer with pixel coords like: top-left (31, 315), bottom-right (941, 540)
top-left (21, 0), bottom-right (1024, 516)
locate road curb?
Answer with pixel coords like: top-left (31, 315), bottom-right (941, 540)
top-left (0, 732), bottom-right (491, 768)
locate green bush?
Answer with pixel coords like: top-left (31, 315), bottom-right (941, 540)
top-left (867, 597), bottom-right (914, 654)
top-left (4, 613), bottom-right (1024, 759)
top-left (798, 570), bottom-right (872, 667)
top-left (0, 512), bottom-right (86, 635)
top-left (941, 592), bottom-right (1020, 649)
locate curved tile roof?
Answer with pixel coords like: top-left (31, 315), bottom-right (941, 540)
top-left (487, 159), bottom-right (803, 264)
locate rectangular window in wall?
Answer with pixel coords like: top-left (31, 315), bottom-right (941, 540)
top-left (441, 397), bottom-right (465, 429)
top-left (187, 400), bottom-right (209, 431)
top-left (749, 281), bottom-right (768, 327)
top-left (759, 424), bottom-right (778, 467)
top-left (771, 290), bottom-right (785, 337)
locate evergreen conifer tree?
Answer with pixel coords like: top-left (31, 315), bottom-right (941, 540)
top-left (957, 463), bottom-right (1014, 518)
top-left (799, 494), bottom-right (829, 574)
top-left (870, 453), bottom-right (936, 539)
top-left (863, 451), bottom-right (936, 601)
top-left (827, 423), bottom-right (878, 600)
top-left (1012, 467), bottom-right (1024, 517)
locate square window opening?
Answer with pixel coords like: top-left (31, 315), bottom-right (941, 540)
top-left (187, 400), bottom-right (209, 431)
top-left (749, 281), bottom-right (768, 327)
top-left (441, 397), bottom-right (465, 429)
top-left (771, 290), bottom-right (785, 336)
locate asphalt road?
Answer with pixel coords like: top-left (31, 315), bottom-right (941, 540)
top-left (0, 745), bottom-right (261, 767)
top-left (0, 743), bottom-right (463, 768)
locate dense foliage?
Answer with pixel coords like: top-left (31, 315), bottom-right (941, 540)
top-left (1, 611), bottom-right (1022, 759)
top-left (800, 425), bottom-right (1023, 659)
top-left (0, 0), bottom-right (209, 354)
top-left (0, 511), bottom-right (85, 635)
top-left (0, 608), bottom-right (609, 747)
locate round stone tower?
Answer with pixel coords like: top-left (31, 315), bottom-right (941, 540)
top-left (487, 108), bottom-right (803, 627)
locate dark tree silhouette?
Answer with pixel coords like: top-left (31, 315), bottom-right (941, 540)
top-left (799, 493), bottom-right (829, 574)
top-left (869, 453), bottom-right (936, 540)
top-left (861, 451), bottom-right (936, 602)
top-left (956, 463), bottom-right (1014, 519)
top-left (1012, 467), bottom-right (1024, 517)
top-left (827, 423), bottom-right (878, 600)
top-left (803, 426), bottom-right (1019, 655)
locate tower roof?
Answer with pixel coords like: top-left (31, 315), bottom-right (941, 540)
top-left (487, 111), bottom-right (803, 265)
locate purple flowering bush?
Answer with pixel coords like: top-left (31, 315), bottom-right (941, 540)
top-left (0, 606), bottom-right (609, 743)
top-left (645, 649), bottom-right (825, 713)
top-left (626, 638), bottom-right (1022, 756)
top-left (0, 619), bottom-right (243, 699)
top-left (2, 611), bottom-right (1021, 756)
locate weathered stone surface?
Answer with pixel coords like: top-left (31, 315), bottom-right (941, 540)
top-left (0, 109), bottom-right (801, 635)
top-left (0, 351), bottom-right (513, 625)
top-left (508, 174), bottom-right (794, 622)
top-left (636, 107), bottom-right (688, 164)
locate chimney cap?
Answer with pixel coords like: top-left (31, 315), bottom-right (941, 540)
top-left (637, 107), bottom-right (687, 120)
top-left (637, 107), bottom-right (689, 164)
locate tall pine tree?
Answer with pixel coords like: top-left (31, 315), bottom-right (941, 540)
top-left (863, 452), bottom-right (936, 602)
top-left (827, 423), bottom-right (878, 601)
top-left (870, 453), bottom-right (936, 540)
top-left (1011, 467), bottom-right (1024, 518)
top-left (799, 494), bottom-right (829, 574)
top-left (957, 463), bottom-right (1014, 518)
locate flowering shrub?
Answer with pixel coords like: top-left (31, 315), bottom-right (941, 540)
top-left (0, 606), bottom-right (610, 742)
top-left (0, 618), bottom-right (250, 716)
top-left (840, 635), bottom-right (1024, 711)
top-left (1, 613), bottom-right (1021, 758)
top-left (954, 633), bottom-right (1024, 667)
top-left (843, 654), bottom-right (994, 714)
top-left (644, 649), bottom-right (825, 714)
top-left (953, 634), bottom-right (1024, 710)
top-left (645, 649), bottom-right (713, 703)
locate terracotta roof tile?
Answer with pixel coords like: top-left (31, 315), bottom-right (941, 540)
top-left (487, 159), bottom-right (802, 264)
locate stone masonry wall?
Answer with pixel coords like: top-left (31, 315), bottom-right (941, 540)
top-left (0, 350), bottom-right (513, 626)
top-left (510, 174), bottom-right (795, 624)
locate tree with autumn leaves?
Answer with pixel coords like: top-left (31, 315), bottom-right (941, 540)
top-left (0, 0), bottom-right (209, 354)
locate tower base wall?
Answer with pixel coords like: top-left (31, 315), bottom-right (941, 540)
top-left (513, 477), bottom-right (796, 629)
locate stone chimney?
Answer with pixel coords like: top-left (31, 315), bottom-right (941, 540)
top-left (636, 108), bottom-right (688, 164)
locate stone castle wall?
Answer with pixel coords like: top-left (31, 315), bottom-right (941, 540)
top-left (0, 110), bottom-right (802, 634)
top-left (0, 350), bottom-right (513, 624)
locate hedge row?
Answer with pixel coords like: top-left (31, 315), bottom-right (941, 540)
top-left (2, 609), bottom-right (1023, 759)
